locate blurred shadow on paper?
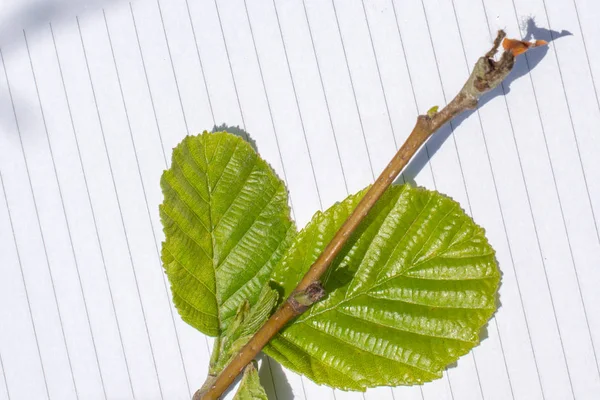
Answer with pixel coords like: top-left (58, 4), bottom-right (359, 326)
top-left (0, 0), bottom-right (119, 47)
top-left (0, 0), bottom-right (120, 135)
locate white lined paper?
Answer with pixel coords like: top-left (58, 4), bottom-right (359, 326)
top-left (1, 0), bottom-right (599, 399)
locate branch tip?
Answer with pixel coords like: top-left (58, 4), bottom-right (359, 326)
top-left (460, 30), bottom-right (516, 101)
top-left (485, 29), bottom-right (507, 59)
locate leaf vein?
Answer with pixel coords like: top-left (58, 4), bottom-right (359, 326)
top-left (161, 206), bottom-right (212, 261)
top-left (163, 246), bottom-right (216, 296)
top-left (216, 180), bottom-right (283, 272)
top-left (297, 319), bottom-right (438, 376)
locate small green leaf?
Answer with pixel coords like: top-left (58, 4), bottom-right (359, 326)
top-left (160, 132), bottom-right (295, 337)
top-left (233, 362), bottom-right (268, 400)
top-left (264, 184), bottom-right (499, 390)
top-left (213, 286), bottom-right (279, 372)
top-left (239, 286), bottom-right (279, 338)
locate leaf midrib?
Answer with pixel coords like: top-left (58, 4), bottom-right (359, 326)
top-left (298, 246), bottom-right (494, 326)
top-left (218, 183), bottom-right (286, 308)
top-left (215, 171), bottom-right (279, 271)
top-left (196, 135), bottom-right (282, 331)
top-left (182, 135), bottom-right (260, 330)
top-left (200, 135), bottom-right (221, 332)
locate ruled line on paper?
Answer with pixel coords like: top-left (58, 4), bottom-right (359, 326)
top-left (24, 28), bottom-right (108, 399)
top-left (550, 0), bottom-right (600, 377)
top-left (301, 0), bottom-right (349, 197)
top-left (1, 47), bottom-right (79, 399)
top-left (486, 2), bottom-right (600, 396)
top-left (447, 3), bottom-right (515, 398)
top-left (102, 8), bottom-right (192, 396)
top-left (183, 0), bottom-right (216, 127)
top-left (0, 350), bottom-right (9, 400)
top-left (477, 4), bottom-right (547, 398)
top-left (129, 4), bottom-right (169, 167)
top-left (49, 20), bottom-right (137, 398)
top-left (419, 0), bottom-right (485, 397)
top-left (359, 0), bottom-right (407, 397)
top-left (360, 0), bottom-right (398, 152)
top-left (156, 0), bottom-right (190, 134)
top-left (540, 0), bottom-right (600, 374)
top-left (270, 0), bottom-right (323, 212)
top-left (127, 1), bottom-right (209, 390)
top-left (383, 1), bottom-right (453, 398)
top-left (541, 0), bottom-right (600, 252)
top-left (507, 37), bottom-right (574, 395)
top-left (0, 168), bottom-right (51, 400)
top-left (572, 0), bottom-right (600, 113)
top-left (214, 0), bottom-right (247, 133)
top-left (76, 15), bottom-right (165, 399)
top-left (406, 1), bottom-right (473, 398)
top-left (263, 0), bottom-right (334, 395)
top-left (109, 1), bottom-right (215, 394)
top-left (330, 0), bottom-right (375, 182)
top-left (387, 0), bottom-right (439, 192)
top-left (240, 0), bottom-right (297, 221)
top-left (515, 0), bottom-right (600, 395)
top-left (507, 0), bottom-right (590, 395)
top-left (436, 0), bottom-right (596, 396)
top-left (445, 0), bottom-right (516, 396)
top-left (212, 0), bottom-right (293, 396)
top-left (455, 0), bottom-right (584, 391)
top-left (296, 2), bottom-right (349, 398)
top-left (319, 2), bottom-right (381, 398)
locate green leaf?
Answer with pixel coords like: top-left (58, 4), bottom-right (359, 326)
top-left (264, 184), bottom-right (499, 390)
top-left (233, 361), bottom-right (268, 400)
top-left (160, 132), bottom-right (295, 337)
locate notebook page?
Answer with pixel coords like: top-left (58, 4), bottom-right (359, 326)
top-left (0, 0), bottom-right (599, 399)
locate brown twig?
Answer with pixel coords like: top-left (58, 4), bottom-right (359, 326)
top-left (196, 29), bottom-right (540, 400)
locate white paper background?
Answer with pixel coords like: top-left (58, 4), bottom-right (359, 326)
top-left (0, 0), bottom-right (599, 399)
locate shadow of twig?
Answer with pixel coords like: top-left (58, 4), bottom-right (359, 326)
top-left (258, 354), bottom-right (295, 400)
top-left (402, 18), bottom-right (571, 183)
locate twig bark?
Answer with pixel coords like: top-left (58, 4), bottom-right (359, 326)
top-left (196, 29), bottom-right (539, 400)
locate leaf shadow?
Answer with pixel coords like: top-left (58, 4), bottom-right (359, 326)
top-left (401, 18), bottom-right (571, 183)
top-left (258, 353), bottom-right (295, 400)
top-left (0, 0), bottom-right (124, 47)
top-left (218, 357), bottom-right (291, 399)
top-left (219, 369), bottom-right (243, 399)
top-left (212, 123), bottom-right (258, 153)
